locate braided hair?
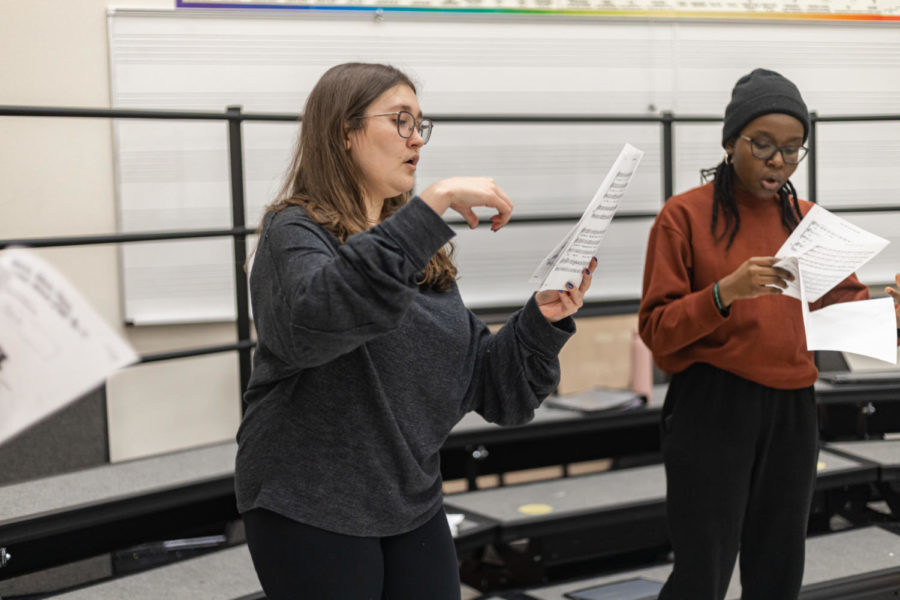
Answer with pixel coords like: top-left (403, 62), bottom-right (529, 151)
top-left (700, 159), bottom-right (803, 250)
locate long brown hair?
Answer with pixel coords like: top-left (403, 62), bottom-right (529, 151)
top-left (263, 62), bottom-right (456, 290)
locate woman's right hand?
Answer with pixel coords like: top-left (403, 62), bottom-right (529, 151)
top-left (419, 177), bottom-right (514, 232)
top-left (717, 256), bottom-right (794, 308)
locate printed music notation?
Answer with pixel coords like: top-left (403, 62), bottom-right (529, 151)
top-left (775, 203), bottom-right (888, 303)
top-left (0, 249), bottom-right (137, 445)
top-left (530, 143), bottom-right (644, 291)
top-left (772, 205), bottom-right (895, 364)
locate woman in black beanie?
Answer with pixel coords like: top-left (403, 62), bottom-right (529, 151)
top-left (639, 68), bottom-right (900, 599)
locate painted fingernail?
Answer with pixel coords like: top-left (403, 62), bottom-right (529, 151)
top-left (584, 268), bottom-right (591, 274)
top-left (566, 283), bottom-right (574, 289)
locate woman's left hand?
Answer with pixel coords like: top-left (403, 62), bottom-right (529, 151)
top-left (885, 273), bottom-right (900, 328)
top-left (536, 257), bottom-right (597, 323)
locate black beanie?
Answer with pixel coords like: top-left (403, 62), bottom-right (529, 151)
top-left (721, 68), bottom-right (809, 147)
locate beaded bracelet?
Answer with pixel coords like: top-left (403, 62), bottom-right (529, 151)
top-left (713, 281), bottom-right (726, 313)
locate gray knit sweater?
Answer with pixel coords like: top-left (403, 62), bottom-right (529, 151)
top-left (235, 196), bottom-right (574, 537)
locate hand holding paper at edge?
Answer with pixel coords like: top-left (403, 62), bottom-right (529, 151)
top-left (535, 257), bottom-right (598, 323)
top-left (529, 143), bottom-right (644, 292)
top-left (0, 248), bottom-right (138, 446)
top-left (756, 205), bottom-right (897, 363)
top-left (884, 273), bottom-right (900, 327)
top-left (716, 256), bottom-right (794, 308)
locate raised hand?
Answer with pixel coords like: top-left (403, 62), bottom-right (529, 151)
top-left (419, 177), bottom-right (514, 232)
top-left (535, 257), bottom-right (597, 323)
top-left (717, 256), bottom-right (794, 308)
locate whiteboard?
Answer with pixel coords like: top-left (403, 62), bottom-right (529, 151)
top-left (108, 9), bottom-right (900, 324)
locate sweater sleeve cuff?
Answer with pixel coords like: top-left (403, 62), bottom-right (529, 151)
top-left (516, 294), bottom-right (576, 358)
top-left (376, 196), bottom-right (456, 271)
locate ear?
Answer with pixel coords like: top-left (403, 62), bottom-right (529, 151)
top-left (343, 125), bottom-right (352, 151)
top-left (724, 138), bottom-right (736, 154)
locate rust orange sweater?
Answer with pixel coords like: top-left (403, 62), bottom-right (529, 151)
top-left (639, 181), bottom-right (869, 390)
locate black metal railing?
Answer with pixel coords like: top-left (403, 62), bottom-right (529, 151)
top-left (2, 104), bottom-right (899, 405)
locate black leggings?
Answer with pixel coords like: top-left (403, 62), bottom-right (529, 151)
top-left (658, 363), bottom-right (819, 600)
top-left (243, 507), bottom-right (460, 600)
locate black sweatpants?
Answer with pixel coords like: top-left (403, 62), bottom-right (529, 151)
top-left (658, 363), bottom-right (819, 600)
top-left (243, 507), bottom-right (460, 600)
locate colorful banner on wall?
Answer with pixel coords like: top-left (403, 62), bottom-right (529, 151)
top-left (176, 0), bottom-right (900, 21)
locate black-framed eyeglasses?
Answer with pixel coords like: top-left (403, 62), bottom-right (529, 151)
top-left (358, 110), bottom-right (433, 145)
top-left (740, 135), bottom-right (808, 165)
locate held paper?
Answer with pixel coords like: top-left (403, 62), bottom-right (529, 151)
top-left (530, 143), bottom-right (644, 291)
top-left (0, 248), bottom-right (138, 445)
top-left (780, 255), bottom-right (898, 364)
top-left (774, 204), bottom-right (888, 303)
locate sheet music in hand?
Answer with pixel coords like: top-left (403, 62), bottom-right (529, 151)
top-left (769, 207), bottom-right (895, 364)
top-left (530, 143), bottom-right (644, 291)
top-left (773, 203), bottom-right (888, 303)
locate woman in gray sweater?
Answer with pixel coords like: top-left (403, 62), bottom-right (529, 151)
top-left (235, 62), bottom-right (595, 599)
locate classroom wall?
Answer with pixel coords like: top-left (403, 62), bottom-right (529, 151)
top-left (3, 2), bottom-right (898, 463)
top-left (0, 0), bottom-right (243, 462)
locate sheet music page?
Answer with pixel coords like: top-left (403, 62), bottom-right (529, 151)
top-left (530, 143), bottom-right (644, 291)
top-left (0, 249), bottom-right (138, 445)
top-left (788, 256), bottom-right (898, 364)
top-left (528, 226), bottom-right (578, 285)
top-left (774, 204), bottom-right (889, 303)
